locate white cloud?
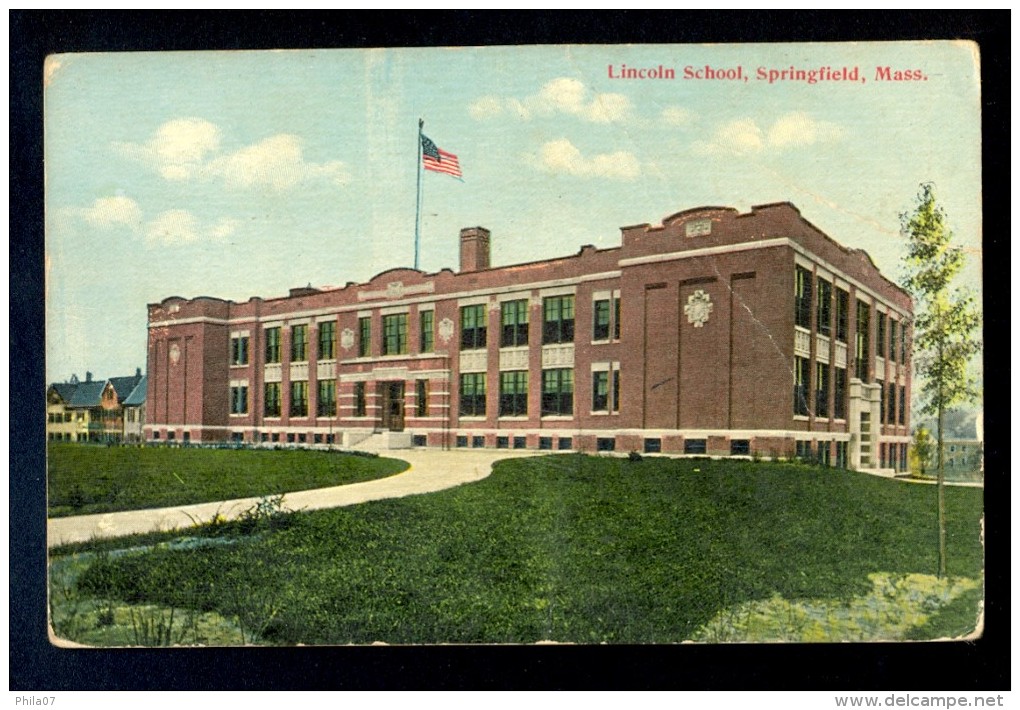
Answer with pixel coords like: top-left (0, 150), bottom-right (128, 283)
top-left (117, 119), bottom-right (348, 190)
top-left (470, 77), bottom-right (632, 124)
top-left (661, 106), bottom-right (694, 126)
top-left (145, 209), bottom-right (200, 244)
top-left (206, 134), bottom-right (349, 190)
top-left (697, 112), bottom-right (844, 155)
top-left (536, 139), bottom-right (639, 180)
top-left (81, 196), bottom-right (142, 228)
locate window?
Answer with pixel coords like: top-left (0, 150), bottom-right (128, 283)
top-left (412, 434), bottom-right (427, 447)
top-left (889, 320), bottom-right (898, 366)
top-left (497, 436), bottom-right (509, 449)
top-left (834, 367), bottom-right (847, 419)
top-left (231, 336), bottom-right (249, 366)
top-left (456, 435), bottom-right (468, 448)
top-left (265, 327), bottom-right (282, 364)
top-left (795, 266), bottom-right (813, 329)
top-left (416, 379), bottom-right (428, 417)
top-left (499, 371), bottom-right (528, 417)
top-left (794, 356), bottom-right (810, 416)
top-left (459, 372), bottom-right (486, 417)
top-left (684, 439), bottom-right (707, 455)
top-left (836, 441), bottom-right (848, 469)
top-left (879, 381), bottom-right (886, 422)
top-left (815, 362), bottom-right (829, 418)
top-left (264, 382), bottom-right (281, 417)
top-left (541, 368), bottom-right (573, 416)
top-left (317, 380), bottom-right (336, 417)
top-left (539, 437), bottom-right (553, 450)
top-left (730, 439), bottom-right (750, 456)
top-left (888, 382), bottom-right (897, 425)
top-left (291, 324), bottom-right (308, 362)
top-left (542, 295), bottom-right (575, 344)
top-left (461, 304), bottom-right (487, 350)
top-left (354, 382), bottom-right (366, 417)
top-left (513, 436), bottom-right (527, 449)
top-left (290, 381), bottom-right (308, 417)
top-left (855, 300), bottom-right (870, 381)
top-left (597, 437), bottom-right (616, 452)
top-left (420, 310), bottom-right (434, 353)
top-left (899, 386), bottom-right (906, 425)
top-left (835, 288), bottom-right (849, 343)
top-left (645, 438), bottom-right (662, 453)
top-left (500, 300), bottom-right (529, 347)
top-left (614, 297), bottom-right (621, 340)
top-left (613, 368), bottom-right (620, 413)
top-left (358, 317), bottom-right (371, 357)
top-left (558, 437), bottom-right (573, 451)
top-left (383, 313), bottom-right (408, 355)
top-left (472, 436), bottom-right (485, 448)
top-left (592, 370), bottom-right (609, 412)
top-left (230, 385), bottom-right (248, 415)
top-left (816, 278), bottom-right (832, 337)
top-left (593, 299), bottom-right (611, 341)
top-left (877, 312), bottom-right (887, 359)
top-left (900, 322), bottom-right (908, 364)
top-left (796, 440), bottom-right (812, 459)
top-left (318, 322), bottom-right (336, 360)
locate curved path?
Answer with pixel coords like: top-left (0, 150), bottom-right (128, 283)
top-left (47, 449), bottom-right (537, 548)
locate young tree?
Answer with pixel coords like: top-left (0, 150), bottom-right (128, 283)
top-left (909, 425), bottom-right (935, 478)
top-left (901, 183), bottom-right (982, 578)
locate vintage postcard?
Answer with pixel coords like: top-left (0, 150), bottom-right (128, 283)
top-left (45, 42), bottom-right (984, 647)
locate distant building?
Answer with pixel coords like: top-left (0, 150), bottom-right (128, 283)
top-left (943, 439), bottom-right (983, 475)
top-left (144, 202), bottom-right (913, 472)
top-left (122, 375), bottom-right (148, 442)
top-left (46, 369), bottom-right (144, 443)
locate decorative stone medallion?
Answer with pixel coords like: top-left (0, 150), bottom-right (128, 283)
top-left (386, 281), bottom-right (405, 299)
top-left (438, 317), bottom-right (455, 344)
top-left (684, 289), bottom-right (713, 328)
top-left (339, 327), bottom-right (355, 351)
top-left (169, 343), bottom-right (181, 365)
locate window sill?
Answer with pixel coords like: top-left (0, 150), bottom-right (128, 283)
top-left (229, 413), bottom-right (249, 418)
top-left (459, 416), bottom-right (487, 422)
top-left (793, 415), bottom-right (810, 421)
top-left (230, 363), bottom-right (249, 368)
top-left (541, 415), bottom-right (573, 421)
top-left (498, 416), bottom-right (529, 422)
top-left (317, 358), bottom-right (337, 364)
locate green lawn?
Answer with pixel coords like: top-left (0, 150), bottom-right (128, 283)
top-left (67, 455), bottom-right (984, 644)
top-left (47, 443), bottom-right (408, 517)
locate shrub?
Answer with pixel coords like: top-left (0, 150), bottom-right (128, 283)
top-left (627, 451), bottom-right (643, 463)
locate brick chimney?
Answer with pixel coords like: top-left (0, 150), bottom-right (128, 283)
top-left (459, 227), bottom-right (491, 273)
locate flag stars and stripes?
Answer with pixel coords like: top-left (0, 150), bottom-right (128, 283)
top-left (421, 133), bottom-right (462, 179)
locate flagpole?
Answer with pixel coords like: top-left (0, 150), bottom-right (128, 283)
top-left (414, 118), bottom-right (424, 270)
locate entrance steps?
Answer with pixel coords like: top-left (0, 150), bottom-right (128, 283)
top-left (347, 431), bottom-right (413, 452)
top-left (859, 467), bottom-right (897, 478)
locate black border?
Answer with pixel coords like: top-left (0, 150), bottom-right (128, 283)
top-left (11, 11), bottom-right (1009, 691)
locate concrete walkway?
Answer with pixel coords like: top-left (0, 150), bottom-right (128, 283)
top-left (47, 448), bottom-right (537, 548)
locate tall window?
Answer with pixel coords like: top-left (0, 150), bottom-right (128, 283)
top-left (794, 356), bottom-right (810, 416)
top-left (835, 288), bottom-right (849, 343)
top-left (592, 370), bottom-right (610, 412)
top-left (358, 317), bottom-right (371, 357)
top-left (291, 324), bottom-right (308, 362)
top-left (815, 363), bottom-right (829, 418)
top-left (231, 336), bottom-right (249, 366)
top-left (265, 327), bottom-right (282, 364)
top-left (795, 266), bottom-right (813, 329)
top-left (879, 380), bottom-right (886, 422)
top-left (416, 379), bottom-right (428, 417)
top-left (834, 367), bottom-right (847, 419)
top-left (855, 300), bottom-right (870, 381)
top-left (888, 382), bottom-right (897, 425)
top-left (613, 368), bottom-right (620, 412)
top-left (816, 278), bottom-right (832, 337)
top-left (543, 296), bottom-right (575, 344)
top-left (877, 312), bottom-right (887, 359)
top-left (614, 297), bottom-right (621, 340)
top-left (354, 382), bottom-right (366, 417)
top-left (499, 371), bottom-right (528, 416)
top-left (459, 373), bottom-right (486, 416)
top-left (500, 300), bottom-right (529, 347)
top-left (460, 304), bottom-right (487, 350)
top-left (593, 299), bottom-right (612, 341)
top-left (420, 310), bottom-right (434, 353)
top-left (383, 313), bottom-right (408, 355)
top-left (264, 382), bottom-right (281, 417)
top-left (318, 322), bottom-right (336, 360)
top-left (541, 369), bottom-right (574, 416)
top-left (290, 381), bottom-right (308, 417)
top-left (900, 322), bottom-right (908, 364)
top-left (317, 380), bottom-right (336, 417)
top-left (899, 386), bottom-right (906, 425)
top-left (889, 320), bottom-right (898, 367)
top-left (230, 385), bottom-right (248, 415)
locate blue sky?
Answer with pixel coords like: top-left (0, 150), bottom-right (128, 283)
top-left (44, 42), bottom-right (982, 383)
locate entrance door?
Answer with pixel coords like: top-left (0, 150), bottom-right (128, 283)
top-left (382, 382), bottom-right (405, 432)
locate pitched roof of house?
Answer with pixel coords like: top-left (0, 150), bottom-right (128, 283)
top-left (123, 376), bottom-right (147, 406)
top-left (109, 374), bottom-right (143, 401)
top-left (68, 380), bottom-right (108, 408)
top-left (49, 382), bottom-right (78, 403)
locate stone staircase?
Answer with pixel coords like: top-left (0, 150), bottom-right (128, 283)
top-left (347, 430), bottom-right (413, 452)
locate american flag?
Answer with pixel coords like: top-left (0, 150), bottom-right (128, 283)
top-left (421, 133), bottom-right (462, 179)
